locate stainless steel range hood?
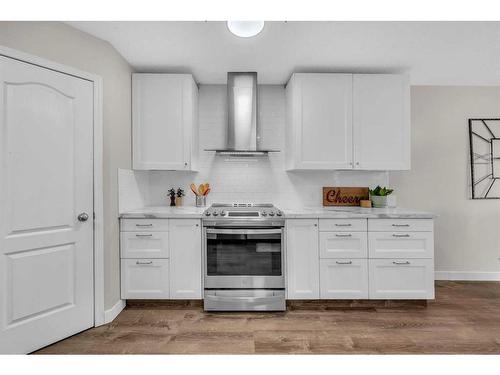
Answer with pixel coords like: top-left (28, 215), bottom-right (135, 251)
top-left (205, 72), bottom-right (279, 156)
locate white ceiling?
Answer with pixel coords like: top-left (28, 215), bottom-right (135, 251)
top-left (67, 21), bottom-right (500, 85)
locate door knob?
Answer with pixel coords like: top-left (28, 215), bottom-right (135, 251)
top-left (78, 212), bottom-right (89, 222)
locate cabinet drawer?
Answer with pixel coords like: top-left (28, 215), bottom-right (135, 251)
top-left (368, 232), bottom-right (434, 259)
top-left (368, 259), bottom-right (435, 299)
top-left (368, 219), bottom-right (433, 232)
top-left (121, 219), bottom-right (169, 232)
top-left (120, 232), bottom-right (169, 259)
top-left (319, 219), bottom-right (367, 232)
top-left (320, 259), bottom-right (368, 299)
top-left (319, 232), bottom-right (367, 258)
top-left (121, 259), bottom-right (170, 299)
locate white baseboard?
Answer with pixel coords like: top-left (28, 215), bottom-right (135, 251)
top-left (435, 271), bottom-right (500, 281)
top-left (104, 299), bottom-right (126, 324)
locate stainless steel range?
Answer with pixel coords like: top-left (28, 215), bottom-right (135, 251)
top-left (202, 203), bottom-right (285, 311)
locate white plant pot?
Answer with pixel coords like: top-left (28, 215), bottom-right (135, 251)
top-left (371, 195), bottom-right (397, 208)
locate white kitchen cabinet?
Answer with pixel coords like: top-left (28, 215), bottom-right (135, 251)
top-left (319, 232), bottom-right (368, 259)
top-left (169, 219), bottom-right (202, 299)
top-left (368, 231), bottom-right (434, 259)
top-left (121, 218), bottom-right (170, 232)
top-left (353, 74), bottom-right (410, 170)
top-left (320, 259), bottom-right (369, 299)
top-left (285, 73), bottom-right (410, 171)
top-left (286, 219), bottom-right (320, 299)
top-left (120, 231), bottom-right (169, 259)
top-left (286, 73), bottom-right (353, 170)
top-left (121, 259), bottom-right (170, 299)
top-left (368, 259), bottom-right (435, 299)
top-left (319, 219), bottom-right (367, 232)
top-left (368, 219), bottom-right (433, 232)
top-left (132, 73), bottom-right (198, 170)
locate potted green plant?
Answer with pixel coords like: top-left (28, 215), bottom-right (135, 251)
top-left (369, 186), bottom-right (396, 208)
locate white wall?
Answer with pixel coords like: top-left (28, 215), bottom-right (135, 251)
top-left (0, 22), bottom-right (133, 309)
top-left (391, 86), bottom-right (500, 278)
top-left (120, 85), bottom-right (388, 211)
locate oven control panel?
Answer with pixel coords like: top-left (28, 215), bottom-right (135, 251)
top-left (203, 203), bottom-right (283, 220)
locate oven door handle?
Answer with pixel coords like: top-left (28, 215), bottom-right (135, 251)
top-left (205, 228), bottom-right (283, 235)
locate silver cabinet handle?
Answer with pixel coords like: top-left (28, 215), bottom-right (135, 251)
top-left (336, 261), bottom-right (353, 265)
top-left (335, 234), bottom-right (352, 237)
top-left (136, 261), bottom-right (153, 265)
top-left (392, 234), bottom-right (410, 238)
top-left (135, 234), bottom-right (153, 237)
top-left (136, 223), bottom-right (153, 227)
top-left (392, 224), bottom-right (410, 227)
top-left (335, 223), bottom-right (352, 227)
top-left (78, 212), bottom-right (89, 222)
top-left (393, 261), bottom-right (410, 265)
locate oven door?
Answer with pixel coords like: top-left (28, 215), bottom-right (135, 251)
top-left (204, 227), bottom-right (285, 289)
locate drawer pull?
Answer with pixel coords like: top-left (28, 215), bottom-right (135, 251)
top-left (392, 224), bottom-right (410, 227)
top-left (136, 261), bottom-right (153, 265)
top-left (392, 234), bottom-right (410, 238)
top-left (392, 261), bottom-right (410, 265)
top-left (336, 261), bottom-right (353, 265)
top-left (335, 223), bottom-right (352, 227)
top-left (335, 234), bottom-right (352, 237)
top-left (135, 234), bottom-right (153, 237)
top-left (136, 223), bottom-right (153, 227)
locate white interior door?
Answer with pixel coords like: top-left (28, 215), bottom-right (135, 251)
top-left (0, 56), bottom-right (94, 353)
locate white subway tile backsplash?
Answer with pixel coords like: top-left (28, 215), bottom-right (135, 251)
top-left (119, 85), bottom-right (389, 211)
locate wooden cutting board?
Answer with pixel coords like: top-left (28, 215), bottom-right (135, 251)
top-left (323, 187), bottom-right (369, 206)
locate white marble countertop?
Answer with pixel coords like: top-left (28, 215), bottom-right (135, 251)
top-left (120, 206), bottom-right (206, 219)
top-left (282, 206), bottom-right (436, 219)
top-left (120, 205), bottom-right (435, 219)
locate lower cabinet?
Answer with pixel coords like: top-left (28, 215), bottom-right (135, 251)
top-left (169, 219), bottom-right (202, 299)
top-left (121, 259), bottom-right (170, 299)
top-left (120, 218), bottom-right (202, 300)
top-left (286, 219), bottom-right (319, 299)
top-left (368, 258), bottom-right (435, 299)
top-left (320, 259), bottom-right (368, 299)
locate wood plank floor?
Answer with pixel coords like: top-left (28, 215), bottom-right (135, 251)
top-left (34, 281), bottom-right (500, 354)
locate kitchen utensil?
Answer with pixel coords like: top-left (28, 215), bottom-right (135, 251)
top-left (203, 188), bottom-right (211, 196)
top-left (198, 184), bottom-right (205, 196)
top-left (190, 183), bottom-right (198, 196)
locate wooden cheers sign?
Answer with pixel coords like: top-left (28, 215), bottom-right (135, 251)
top-left (323, 187), bottom-right (369, 206)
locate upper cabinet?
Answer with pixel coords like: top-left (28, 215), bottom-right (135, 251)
top-left (285, 73), bottom-right (410, 171)
top-left (286, 74), bottom-right (353, 170)
top-left (132, 74), bottom-right (199, 170)
top-left (353, 74), bottom-right (410, 170)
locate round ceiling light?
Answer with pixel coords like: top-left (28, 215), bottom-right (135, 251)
top-left (227, 21), bottom-right (265, 38)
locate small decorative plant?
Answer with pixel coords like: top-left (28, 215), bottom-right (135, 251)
top-left (369, 186), bottom-right (396, 208)
top-left (369, 186), bottom-right (394, 197)
top-left (175, 188), bottom-right (185, 207)
top-left (167, 188), bottom-right (176, 207)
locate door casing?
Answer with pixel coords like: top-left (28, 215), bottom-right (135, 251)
top-left (0, 45), bottom-right (105, 326)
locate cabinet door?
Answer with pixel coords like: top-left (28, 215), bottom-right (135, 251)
top-left (121, 259), bottom-right (170, 299)
top-left (286, 219), bottom-right (319, 299)
top-left (353, 74), bottom-right (410, 170)
top-left (369, 259), bottom-right (434, 299)
top-left (291, 73), bottom-right (353, 169)
top-left (133, 74), bottom-right (195, 170)
top-left (320, 232), bottom-right (368, 259)
top-left (368, 232), bottom-right (434, 259)
top-left (169, 219), bottom-right (202, 299)
top-left (320, 259), bottom-right (368, 299)
top-left (120, 231), bottom-right (169, 259)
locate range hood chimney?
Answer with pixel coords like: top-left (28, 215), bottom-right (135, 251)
top-left (206, 72), bottom-right (279, 156)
